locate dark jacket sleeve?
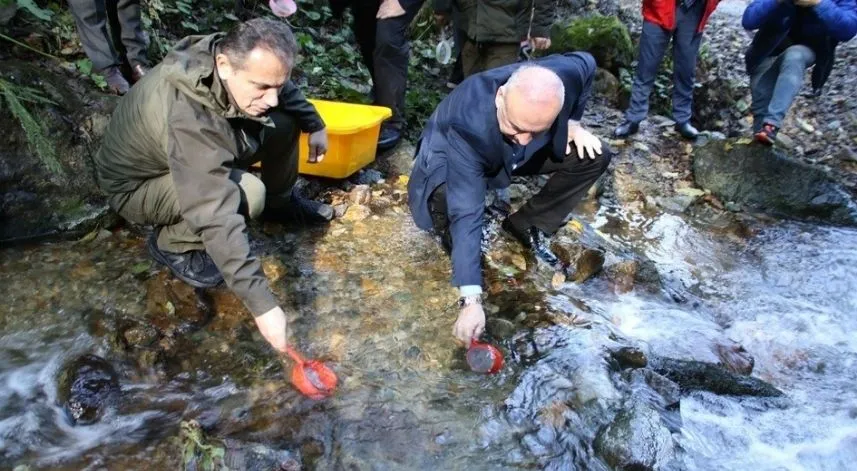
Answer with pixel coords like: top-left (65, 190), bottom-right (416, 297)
top-left (568, 52), bottom-right (596, 121)
top-left (278, 81), bottom-right (325, 133)
top-left (167, 92), bottom-right (278, 317)
top-left (814, 0), bottom-right (857, 42)
top-left (446, 124), bottom-right (488, 288)
top-left (742, 0), bottom-right (790, 30)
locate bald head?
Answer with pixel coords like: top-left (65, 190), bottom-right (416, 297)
top-left (496, 65), bottom-right (565, 145)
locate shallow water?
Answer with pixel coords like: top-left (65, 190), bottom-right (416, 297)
top-left (1, 197), bottom-right (856, 469)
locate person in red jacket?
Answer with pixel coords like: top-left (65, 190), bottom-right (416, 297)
top-left (614, 0), bottom-right (721, 140)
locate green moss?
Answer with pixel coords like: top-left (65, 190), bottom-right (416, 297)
top-left (550, 14), bottom-right (634, 75)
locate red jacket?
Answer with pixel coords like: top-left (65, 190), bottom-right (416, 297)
top-left (643, 0), bottom-right (721, 32)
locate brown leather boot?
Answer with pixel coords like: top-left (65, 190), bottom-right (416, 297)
top-left (130, 63), bottom-right (149, 83)
top-left (102, 66), bottom-right (130, 95)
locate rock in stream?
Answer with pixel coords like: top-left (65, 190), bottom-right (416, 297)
top-left (56, 354), bottom-right (120, 425)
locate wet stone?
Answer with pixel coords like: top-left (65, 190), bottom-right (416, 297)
top-left (610, 346), bottom-right (649, 369)
top-left (56, 354), bottom-right (120, 425)
top-left (714, 342), bottom-right (755, 376)
top-left (594, 400), bottom-right (676, 470)
top-left (404, 345), bottom-right (421, 358)
top-left (348, 184), bottom-right (372, 205)
top-left (122, 324), bottom-right (160, 348)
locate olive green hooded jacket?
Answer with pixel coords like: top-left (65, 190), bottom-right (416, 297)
top-left (94, 33), bottom-right (324, 317)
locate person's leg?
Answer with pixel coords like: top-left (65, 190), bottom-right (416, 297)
top-left (671, 2), bottom-right (705, 126)
top-left (114, 0), bottom-right (149, 68)
top-left (373, 0), bottom-right (424, 132)
top-left (67, 0), bottom-right (120, 71)
top-left (447, 7), bottom-right (466, 86)
top-left (460, 37), bottom-right (481, 78)
top-left (764, 44), bottom-right (815, 128)
top-left (507, 143), bottom-right (614, 235)
top-left (249, 111), bottom-right (333, 223)
top-left (749, 56), bottom-right (779, 133)
top-left (624, 21), bottom-right (673, 123)
top-left (428, 183), bottom-right (453, 254)
top-left (351, 0), bottom-right (380, 84)
top-left (481, 43), bottom-right (520, 72)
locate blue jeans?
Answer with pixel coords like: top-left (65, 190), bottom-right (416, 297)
top-left (750, 44), bottom-right (816, 132)
top-left (625, 1), bottom-right (706, 124)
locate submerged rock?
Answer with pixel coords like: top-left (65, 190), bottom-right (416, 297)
top-left (649, 356), bottom-right (783, 397)
top-left (693, 141), bottom-right (857, 226)
top-left (714, 342), bottom-right (755, 376)
top-left (180, 420), bottom-right (300, 471)
top-left (594, 400), bottom-right (676, 470)
top-left (56, 354), bottom-right (120, 425)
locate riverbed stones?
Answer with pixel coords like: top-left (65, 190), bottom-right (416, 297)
top-left (56, 354), bottom-right (120, 425)
top-left (693, 140), bottom-right (857, 226)
top-left (594, 400), bottom-right (676, 470)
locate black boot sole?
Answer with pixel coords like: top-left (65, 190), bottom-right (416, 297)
top-left (146, 231), bottom-right (223, 289)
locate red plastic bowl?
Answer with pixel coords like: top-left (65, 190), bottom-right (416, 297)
top-left (466, 340), bottom-right (504, 374)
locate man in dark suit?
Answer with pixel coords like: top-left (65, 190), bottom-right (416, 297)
top-left (407, 52), bottom-right (612, 346)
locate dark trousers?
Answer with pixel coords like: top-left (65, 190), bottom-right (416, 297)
top-left (429, 142), bottom-right (613, 251)
top-left (625, 0), bottom-right (705, 124)
top-left (67, 0), bottom-right (149, 71)
top-left (350, 0), bottom-right (425, 130)
top-left (109, 111), bottom-right (300, 252)
top-left (461, 39), bottom-right (520, 78)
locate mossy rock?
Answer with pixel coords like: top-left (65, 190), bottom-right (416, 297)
top-left (550, 14), bottom-right (634, 75)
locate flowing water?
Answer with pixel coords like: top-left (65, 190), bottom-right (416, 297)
top-left (1, 194), bottom-right (856, 469)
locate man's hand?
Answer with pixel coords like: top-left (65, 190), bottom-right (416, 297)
top-left (255, 306), bottom-right (289, 353)
top-left (453, 303), bottom-right (485, 348)
top-left (567, 122), bottom-right (603, 159)
top-left (308, 128), bottom-right (328, 163)
top-left (377, 0), bottom-right (406, 19)
top-left (530, 37), bottom-right (552, 50)
top-left (794, 0), bottom-right (821, 6)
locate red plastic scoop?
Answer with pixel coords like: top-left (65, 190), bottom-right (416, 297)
top-left (285, 346), bottom-right (338, 399)
top-left (466, 340), bottom-right (504, 374)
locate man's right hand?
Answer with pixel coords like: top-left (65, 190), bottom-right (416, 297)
top-left (453, 303), bottom-right (485, 348)
top-left (255, 306), bottom-right (289, 353)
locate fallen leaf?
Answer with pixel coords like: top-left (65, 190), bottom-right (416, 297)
top-left (551, 271), bottom-right (566, 290)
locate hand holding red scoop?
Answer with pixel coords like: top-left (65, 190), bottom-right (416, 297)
top-left (285, 346), bottom-right (337, 399)
top-left (465, 339), bottom-right (504, 374)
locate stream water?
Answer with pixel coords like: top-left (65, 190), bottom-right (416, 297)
top-left (1, 196), bottom-right (856, 470)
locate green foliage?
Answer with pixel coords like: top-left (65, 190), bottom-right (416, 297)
top-left (179, 421), bottom-right (226, 471)
top-left (550, 14), bottom-right (634, 75)
top-left (0, 79), bottom-right (63, 175)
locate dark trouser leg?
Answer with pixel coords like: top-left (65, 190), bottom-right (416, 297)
top-left (461, 38), bottom-right (482, 78)
top-left (351, 0), bottom-right (380, 84)
top-left (114, 0), bottom-right (149, 66)
top-left (428, 184), bottom-right (453, 254)
top-left (373, 0), bottom-right (424, 130)
top-left (243, 111), bottom-right (301, 208)
top-left (625, 20), bottom-right (672, 123)
top-left (67, 0), bottom-right (121, 70)
top-left (507, 142), bottom-right (614, 234)
top-left (480, 43), bottom-right (520, 72)
top-left (109, 171), bottom-right (263, 253)
top-left (671, 1), bottom-right (706, 124)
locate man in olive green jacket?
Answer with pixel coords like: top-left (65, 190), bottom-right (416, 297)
top-left (94, 19), bottom-right (330, 353)
top-left (435, 0), bottom-right (555, 77)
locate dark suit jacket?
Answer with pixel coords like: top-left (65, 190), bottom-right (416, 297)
top-left (407, 52), bottom-right (596, 288)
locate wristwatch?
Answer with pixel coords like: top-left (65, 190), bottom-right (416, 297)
top-left (457, 294), bottom-right (483, 309)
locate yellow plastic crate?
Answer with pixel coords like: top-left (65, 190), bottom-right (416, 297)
top-left (298, 99), bottom-right (392, 179)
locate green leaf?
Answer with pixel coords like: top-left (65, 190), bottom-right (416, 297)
top-left (304, 10), bottom-right (321, 21)
top-left (181, 20), bottom-right (199, 32)
top-left (223, 12), bottom-right (238, 21)
top-left (91, 73), bottom-right (107, 90)
top-left (16, 0), bottom-right (53, 20)
top-left (75, 58), bottom-right (92, 75)
top-left (130, 262), bottom-right (150, 275)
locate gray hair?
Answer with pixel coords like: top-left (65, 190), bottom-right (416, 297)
top-left (220, 18), bottom-right (298, 70)
top-left (505, 64), bottom-right (565, 106)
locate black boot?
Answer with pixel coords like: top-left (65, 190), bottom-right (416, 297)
top-left (377, 125), bottom-right (401, 152)
top-left (264, 189), bottom-right (334, 225)
top-left (147, 230), bottom-right (224, 288)
top-left (614, 120), bottom-right (640, 138)
top-left (675, 122), bottom-right (700, 140)
top-left (501, 219), bottom-right (563, 268)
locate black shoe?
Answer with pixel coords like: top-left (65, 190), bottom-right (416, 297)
top-left (614, 120), bottom-right (640, 138)
top-left (675, 122), bottom-right (700, 140)
top-left (377, 125), bottom-right (401, 152)
top-left (146, 230), bottom-right (223, 288)
top-left (264, 190), bottom-right (334, 225)
top-left (501, 218), bottom-right (563, 268)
